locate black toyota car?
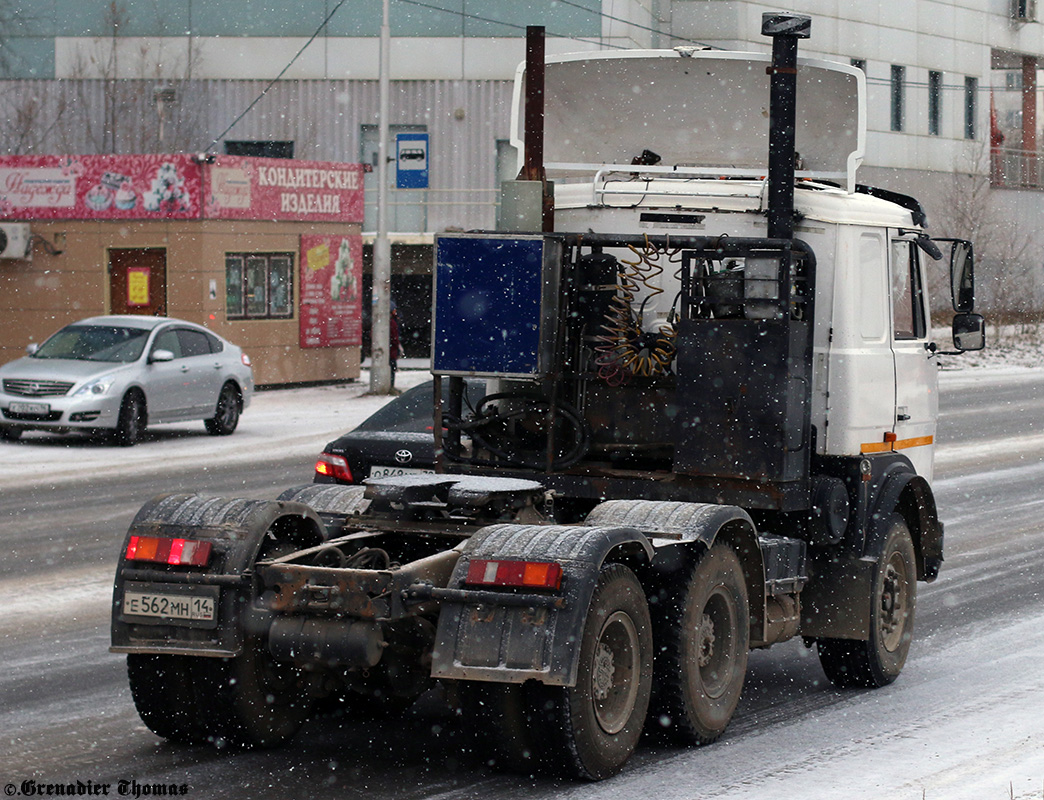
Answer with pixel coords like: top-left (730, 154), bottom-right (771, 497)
top-left (313, 378), bottom-right (485, 485)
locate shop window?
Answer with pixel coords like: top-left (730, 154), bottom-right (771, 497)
top-left (226, 253), bottom-right (294, 320)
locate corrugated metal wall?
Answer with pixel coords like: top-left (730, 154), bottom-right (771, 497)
top-left (0, 77), bottom-right (514, 231)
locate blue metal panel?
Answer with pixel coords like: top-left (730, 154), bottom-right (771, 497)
top-left (433, 235), bottom-right (548, 377)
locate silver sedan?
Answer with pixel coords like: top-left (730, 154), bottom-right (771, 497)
top-left (0, 315), bottom-right (253, 446)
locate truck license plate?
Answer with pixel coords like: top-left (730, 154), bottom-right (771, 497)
top-left (9, 401), bottom-right (50, 415)
top-left (121, 582), bottom-right (219, 628)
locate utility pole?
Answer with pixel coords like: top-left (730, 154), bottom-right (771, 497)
top-left (370, 0), bottom-right (393, 394)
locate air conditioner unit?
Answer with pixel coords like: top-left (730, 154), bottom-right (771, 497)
top-left (0, 223), bottom-right (32, 260)
top-left (1012, 0), bottom-right (1037, 22)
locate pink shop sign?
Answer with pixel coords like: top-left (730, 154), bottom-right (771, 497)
top-left (0, 155), bottom-right (200, 219)
top-left (204, 156), bottom-right (364, 223)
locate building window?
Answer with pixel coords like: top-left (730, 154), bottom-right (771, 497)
top-left (891, 65), bottom-right (906, 132)
top-left (1012, 0), bottom-right (1037, 22)
top-left (850, 58), bottom-right (866, 73)
top-left (928, 71), bottom-right (942, 136)
top-left (225, 141), bottom-right (295, 159)
top-left (964, 77), bottom-right (978, 140)
top-left (226, 253), bottom-right (294, 319)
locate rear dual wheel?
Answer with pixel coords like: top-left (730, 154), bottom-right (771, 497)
top-left (535, 563), bottom-right (654, 780)
top-left (127, 654), bottom-right (208, 744)
top-left (128, 641), bottom-right (314, 750)
top-left (650, 543), bottom-right (749, 744)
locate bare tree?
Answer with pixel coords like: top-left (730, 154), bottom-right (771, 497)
top-left (0, 1), bottom-right (205, 155)
top-left (933, 143), bottom-right (1041, 328)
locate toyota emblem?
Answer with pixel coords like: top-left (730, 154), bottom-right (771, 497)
top-left (394, 449), bottom-right (414, 465)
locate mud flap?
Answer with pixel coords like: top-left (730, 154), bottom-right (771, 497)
top-left (800, 555), bottom-right (875, 640)
top-left (431, 523), bottom-right (651, 686)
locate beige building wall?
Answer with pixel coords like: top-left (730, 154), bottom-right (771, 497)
top-left (0, 220), bottom-right (362, 387)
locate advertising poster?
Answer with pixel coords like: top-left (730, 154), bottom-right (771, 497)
top-left (126, 267), bottom-right (151, 306)
top-left (299, 234), bottom-right (363, 348)
top-left (0, 155), bottom-right (200, 219)
top-left (205, 156), bottom-right (364, 223)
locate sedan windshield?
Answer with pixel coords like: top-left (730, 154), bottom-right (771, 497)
top-left (33, 325), bottom-right (151, 363)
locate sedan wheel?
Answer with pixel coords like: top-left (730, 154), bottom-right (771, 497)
top-left (112, 392), bottom-right (145, 447)
top-left (205, 384), bottom-right (240, 436)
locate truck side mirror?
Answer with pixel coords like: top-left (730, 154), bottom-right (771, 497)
top-left (26, 342), bottom-right (39, 356)
top-left (952, 312), bottom-right (985, 352)
top-left (949, 240), bottom-right (974, 312)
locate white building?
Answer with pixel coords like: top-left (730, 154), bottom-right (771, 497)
top-left (2, 0), bottom-right (1041, 331)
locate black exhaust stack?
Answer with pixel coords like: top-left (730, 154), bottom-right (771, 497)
top-left (762, 13), bottom-right (811, 241)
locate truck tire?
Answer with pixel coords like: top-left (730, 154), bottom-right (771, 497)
top-left (460, 681), bottom-right (541, 772)
top-left (187, 636), bottom-right (314, 749)
top-left (0, 425), bottom-right (22, 441)
top-left (205, 383), bottom-right (240, 436)
top-left (817, 514), bottom-right (916, 688)
top-left (533, 563), bottom-right (653, 780)
top-left (127, 654), bottom-right (207, 744)
top-left (650, 543), bottom-right (749, 744)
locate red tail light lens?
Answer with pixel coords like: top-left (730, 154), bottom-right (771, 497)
top-left (241, 353), bottom-right (251, 367)
top-left (465, 559), bottom-right (563, 591)
top-left (315, 453), bottom-right (353, 483)
top-left (125, 535), bottom-right (212, 567)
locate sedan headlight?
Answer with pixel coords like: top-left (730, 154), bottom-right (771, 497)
top-left (73, 374), bottom-right (117, 397)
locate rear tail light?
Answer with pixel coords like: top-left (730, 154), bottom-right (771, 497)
top-left (241, 353), bottom-right (251, 367)
top-left (465, 559), bottom-right (563, 591)
top-left (125, 535), bottom-right (212, 567)
top-left (315, 453), bottom-right (353, 483)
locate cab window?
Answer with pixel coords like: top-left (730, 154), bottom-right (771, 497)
top-left (890, 240), bottom-right (926, 340)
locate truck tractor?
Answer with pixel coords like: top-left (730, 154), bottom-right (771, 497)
top-left (111, 14), bottom-right (985, 780)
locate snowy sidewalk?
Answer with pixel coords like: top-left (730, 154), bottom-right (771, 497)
top-left (0, 366), bottom-right (432, 490)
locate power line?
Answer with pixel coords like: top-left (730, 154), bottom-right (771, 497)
top-left (394, 0), bottom-right (626, 50)
top-left (552, 0), bottom-right (720, 49)
top-left (205, 0), bottom-right (350, 151)
top-left (206, 0), bottom-right (640, 147)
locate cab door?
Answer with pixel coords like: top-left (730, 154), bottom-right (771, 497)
top-left (888, 236), bottom-right (937, 481)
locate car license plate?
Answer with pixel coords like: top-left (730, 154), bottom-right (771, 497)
top-left (9, 401), bottom-right (50, 415)
top-left (369, 465), bottom-right (429, 478)
top-left (121, 582), bottom-right (219, 628)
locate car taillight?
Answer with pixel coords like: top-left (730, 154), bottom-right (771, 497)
top-left (125, 535), bottom-right (212, 567)
top-left (465, 559), bottom-right (563, 591)
top-left (241, 353), bottom-right (251, 367)
top-left (315, 453), bottom-right (353, 483)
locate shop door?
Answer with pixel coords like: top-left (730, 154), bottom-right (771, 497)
top-left (109, 249), bottom-right (167, 316)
